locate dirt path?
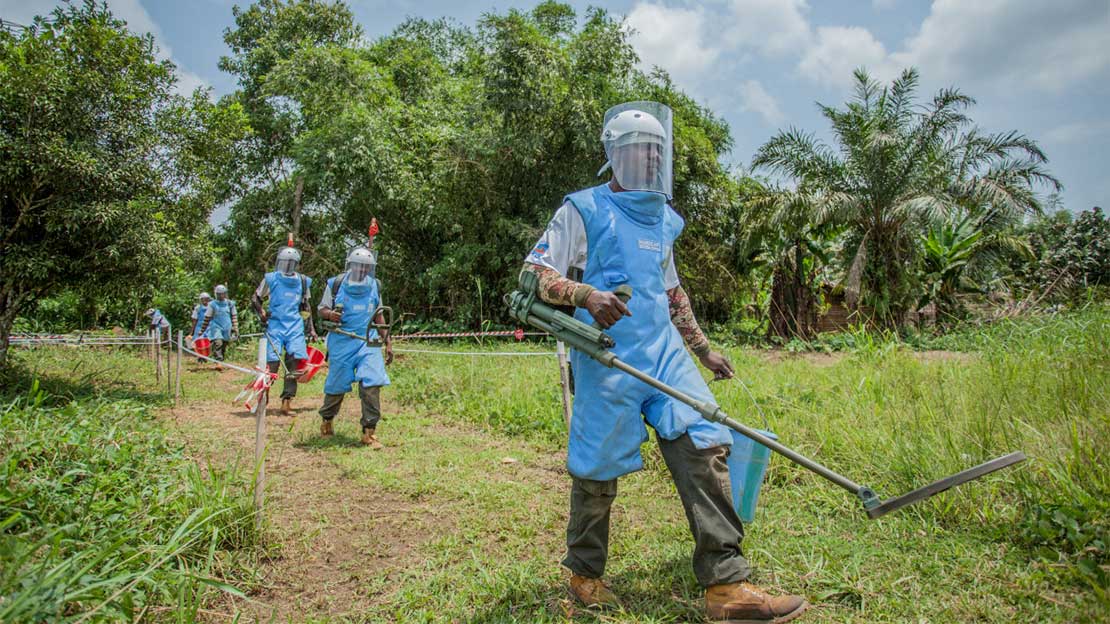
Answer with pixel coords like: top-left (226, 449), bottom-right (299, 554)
top-left (165, 370), bottom-right (441, 622)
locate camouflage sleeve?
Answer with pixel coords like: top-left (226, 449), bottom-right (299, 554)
top-left (521, 263), bottom-right (595, 308)
top-left (668, 285), bottom-right (711, 357)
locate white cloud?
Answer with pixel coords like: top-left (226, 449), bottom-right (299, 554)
top-left (0, 0), bottom-right (207, 94)
top-left (625, 3), bottom-right (721, 83)
top-left (1045, 120), bottom-right (1110, 144)
top-left (737, 79), bottom-right (784, 125)
top-left (798, 26), bottom-right (894, 88)
top-left (892, 0), bottom-right (1110, 93)
top-left (726, 0), bottom-right (812, 57)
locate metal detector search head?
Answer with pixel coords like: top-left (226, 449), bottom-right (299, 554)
top-left (861, 451), bottom-right (1027, 518)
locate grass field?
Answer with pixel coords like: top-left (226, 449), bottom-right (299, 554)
top-left (2, 306), bottom-right (1107, 622)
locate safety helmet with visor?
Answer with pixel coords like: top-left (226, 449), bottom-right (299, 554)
top-left (597, 101), bottom-right (673, 199)
top-left (214, 284), bottom-right (228, 300)
top-left (199, 292), bottom-right (211, 303)
top-left (345, 246), bottom-right (376, 284)
top-left (275, 246), bottom-right (301, 275)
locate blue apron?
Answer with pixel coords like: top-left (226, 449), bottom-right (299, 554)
top-left (264, 271), bottom-right (311, 362)
top-left (323, 275), bottom-right (390, 395)
top-left (205, 299), bottom-right (235, 341)
top-left (565, 183), bottom-right (731, 481)
top-left (191, 305), bottom-right (207, 340)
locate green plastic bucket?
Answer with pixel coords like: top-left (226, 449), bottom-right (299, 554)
top-left (727, 429), bottom-right (777, 523)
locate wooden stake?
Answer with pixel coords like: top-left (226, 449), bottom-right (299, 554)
top-left (175, 331), bottom-right (183, 405)
top-left (254, 336), bottom-right (268, 531)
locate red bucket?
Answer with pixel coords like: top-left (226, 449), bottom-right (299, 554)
top-left (193, 337), bottom-right (211, 357)
top-left (296, 346), bottom-right (326, 382)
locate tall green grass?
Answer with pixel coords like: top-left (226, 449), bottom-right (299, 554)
top-left (0, 383), bottom-right (258, 622)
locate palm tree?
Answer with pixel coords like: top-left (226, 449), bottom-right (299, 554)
top-left (753, 68), bottom-right (1060, 328)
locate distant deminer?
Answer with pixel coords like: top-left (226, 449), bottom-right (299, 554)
top-left (522, 101), bottom-right (807, 622)
top-left (144, 307), bottom-right (171, 343)
top-left (189, 292), bottom-right (211, 363)
top-left (252, 237), bottom-right (317, 415)
top-left (317, 244), bottom-right (393, 448)
top-left (198, 284), bottom-right (239, 366)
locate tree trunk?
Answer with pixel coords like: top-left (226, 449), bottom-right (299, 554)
top-left (0, 287), bottom-right (30, 370)
top-left (291, 176), bottom-right (304, 239)
top-left (845, 232), bottom-right (869, 310)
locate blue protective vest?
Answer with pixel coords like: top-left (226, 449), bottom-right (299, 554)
top-left (323, 274), bottom-right (390, 394)
top-left (191, 304), bottom-right (207, 340)
top-left (205, 299), bottom-right (235, 341)
top-left (565, 183), bottom-right (731, 481)
top-left (264, 271), bottom-right (311, 335)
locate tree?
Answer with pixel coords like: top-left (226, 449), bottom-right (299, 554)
top-left (214, 1), bottom-right (740, 326)
top-left (753, 68), bottom-right (1060, 328)
top-left (0, 1), bottom-right (183, 367)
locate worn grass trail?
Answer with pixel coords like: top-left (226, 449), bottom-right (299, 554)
top-left (165, 335), bottom-right (1106, 623)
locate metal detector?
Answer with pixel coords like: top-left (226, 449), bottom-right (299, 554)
top-left (324, 305), bottom-right (396, 348)
top-left (506, 271), bottom-right (1026, 519)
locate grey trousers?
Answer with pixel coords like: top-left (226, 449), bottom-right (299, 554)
top-left (267, 353), bottom-right (300, 399)
top-left (211, 339), bottom-right (227, 362)
top-left (319, 385), bottom-right (382, 430)
top-left (562, 433), bottom-right (750, 588)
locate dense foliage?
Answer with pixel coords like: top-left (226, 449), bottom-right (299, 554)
top-left (5, 0), bottom-right (1102, 349)
top-left (0, 1), bottom-right (245, 364)
top-left (208, 0), bottom-right (741, 328)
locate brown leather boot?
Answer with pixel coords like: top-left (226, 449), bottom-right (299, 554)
top-left (705, 582), bottom-right (807, 623)
top-left (281, 398), bottom-right (292, 415)
top-left (320, 419), bottom-right (334, 437)
top-left (361, 427), bottom-right (384, 450)
top-left (569, 574), bottom-right (621, 609)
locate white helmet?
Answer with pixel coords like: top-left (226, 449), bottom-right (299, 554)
top-left (144, 308), bottom-right (156, 317)
top-left (275, 246), bottom-right (301, 275)
top-left (598, 102), bottom-right (674, 199)
top-left (214, 284), bottom-right (228, 299)
top-left (345, 246), bottom-right (376, 283)
top-left (199, 292), bottom-right (211, 303)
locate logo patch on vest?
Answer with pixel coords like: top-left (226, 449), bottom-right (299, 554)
top-left (529, 241), bottom-right (549, 260)
top-left (352, 304), bottom-right (368, 312)
top-left (638, 239), bottom-right (662, 252)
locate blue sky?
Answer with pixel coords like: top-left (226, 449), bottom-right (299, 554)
top-left (5, 0), bottom-right (1108, 213)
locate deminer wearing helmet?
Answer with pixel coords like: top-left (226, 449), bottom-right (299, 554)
top-left (189, 292), bottom-right (211, 362)
top-left (251, 239), bottom-right (318, 415)
top-left (520, 102), bottom-right (807, 622)
top-left (198, 284), bottom-right (238, 365)
top-left (316, 245), bottom-right (392, 449)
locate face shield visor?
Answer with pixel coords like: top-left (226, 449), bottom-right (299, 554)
top-left (275, 247), bottom-right (301, 275)
top-left (598, 101), bottom-right (673, 199)
top-left (345, 248), bottom-right (376, 284)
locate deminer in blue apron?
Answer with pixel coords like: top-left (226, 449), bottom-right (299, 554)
top-left (144, 308), bottom-right (171, 344)
top-left (317, 246), bottom-right (393, 449)
top-left (251, 243), bottom-right (318, 414)
top-left (522, 102), bottom-right (807, 622)
top-left (190, 292), bottom-right (211, 363)
top-left (198, 284), bottom-right (239, 365)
